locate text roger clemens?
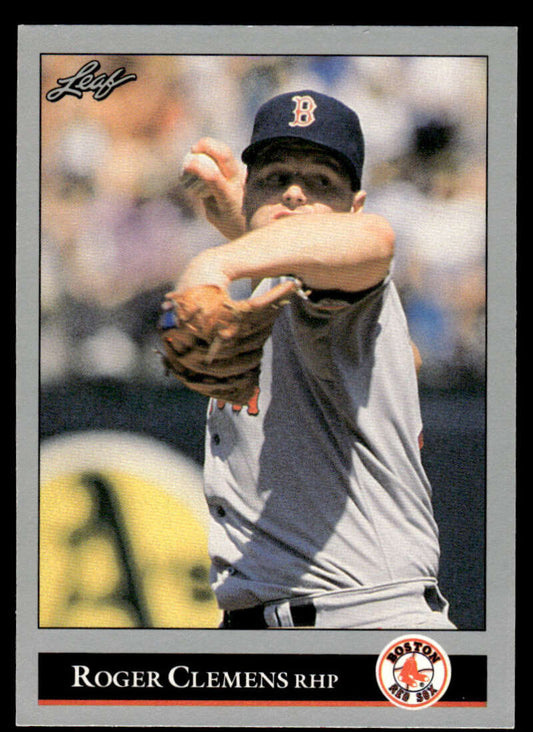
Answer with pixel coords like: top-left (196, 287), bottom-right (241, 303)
top-left (72, 665), bottom-right (340, 690)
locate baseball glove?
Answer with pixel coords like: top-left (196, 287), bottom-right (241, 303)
top-left (158, 279), bottom-right (302, 404)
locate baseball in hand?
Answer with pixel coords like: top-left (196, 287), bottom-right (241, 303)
top-left (180, 152), bottom-right (220, 197)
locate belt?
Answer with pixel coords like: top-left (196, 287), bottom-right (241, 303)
top-left (223, 601), bottom-right (316, 629)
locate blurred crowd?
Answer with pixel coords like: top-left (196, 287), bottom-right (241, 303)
top-left (40, 54), bottom-right (487, 389)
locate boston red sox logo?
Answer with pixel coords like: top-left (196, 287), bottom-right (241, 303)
top-left (289, 95), bottom-right (317, 127)
top-left (376, 634), bottom-right (452, 710)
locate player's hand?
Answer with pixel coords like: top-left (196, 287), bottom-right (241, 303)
top-left (180, 137), bottom-right (247, 241)
top-left (172, 247), bottom-right (231, 295)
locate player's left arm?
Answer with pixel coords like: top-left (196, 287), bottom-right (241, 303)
top-left (171, 213), bottom-right (424, 376)
top-left (174, 211), bottom-right (395, 295)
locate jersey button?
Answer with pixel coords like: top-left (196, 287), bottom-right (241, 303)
top-left (216, 505), bottom-right (226, 517)
top-left (213, 434), bottom-right (221, 445)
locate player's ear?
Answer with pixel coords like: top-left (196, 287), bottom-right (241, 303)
top-left (351, 190), bottom-right (366, 213)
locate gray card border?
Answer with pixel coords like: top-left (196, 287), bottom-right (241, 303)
top-left (16, 24), bottom-right (517, 728)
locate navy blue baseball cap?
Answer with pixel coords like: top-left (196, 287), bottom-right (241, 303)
top-left (242, 90), bottom-right (365, 190)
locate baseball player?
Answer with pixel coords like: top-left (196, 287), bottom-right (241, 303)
top-left (160, 90), bottom-right (455, 629)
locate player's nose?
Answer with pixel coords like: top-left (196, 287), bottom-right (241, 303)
top-left (282, 183), bottom-right (307, 209)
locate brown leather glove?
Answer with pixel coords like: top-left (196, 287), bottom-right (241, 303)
top-left (158, 279), bottom-right (301, 404)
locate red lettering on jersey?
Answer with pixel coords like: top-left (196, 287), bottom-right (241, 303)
top-left (289, 95), bottom-right (317, 127)
top-left (245, 387), bottom-right (260, 415)
top-left (418, 431), bottom-right (424, 450)
top-left (213, 386), bottom-right (261, 416)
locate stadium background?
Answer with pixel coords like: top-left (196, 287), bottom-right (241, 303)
top-left (39, 54), bottom-right (486, 630)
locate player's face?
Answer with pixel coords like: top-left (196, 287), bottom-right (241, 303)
top-left (243, 142), bottom-right (363, 230)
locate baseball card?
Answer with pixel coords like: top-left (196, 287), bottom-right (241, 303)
top-left (16, 25), bottom-right (517, 728)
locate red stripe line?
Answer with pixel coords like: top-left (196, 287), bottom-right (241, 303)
top-left (39, 699), bottom-right (487, 707)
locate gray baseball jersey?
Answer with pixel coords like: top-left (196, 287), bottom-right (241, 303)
top-left (203, 275), bottom-right (441, 613)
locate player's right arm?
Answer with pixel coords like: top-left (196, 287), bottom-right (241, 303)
top-left (180, 137), bottom-right (247, 241)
